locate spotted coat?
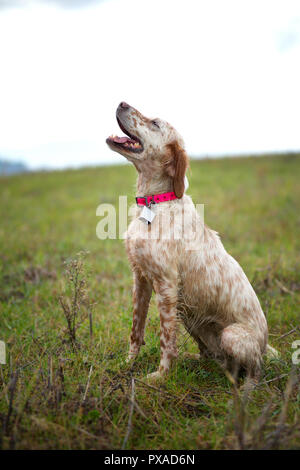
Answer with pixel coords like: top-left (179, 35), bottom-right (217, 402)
top-left (107, 102), bottom-right (269, 381)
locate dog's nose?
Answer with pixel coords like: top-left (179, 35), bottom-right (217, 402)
top-left (119, 101), bottom-right (130, 109)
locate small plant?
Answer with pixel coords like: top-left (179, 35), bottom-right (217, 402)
top-left (59, 251), bottom-right (93, 349)
top-left (225, 368), bottom-right (300, 450)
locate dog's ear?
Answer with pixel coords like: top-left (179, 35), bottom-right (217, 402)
top-left (164, 140), bottom-right (189, 198)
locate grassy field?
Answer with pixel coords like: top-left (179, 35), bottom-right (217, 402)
top-left (0, 154), bottom-right (300, 450)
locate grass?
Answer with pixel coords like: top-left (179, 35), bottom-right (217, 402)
top-left (0, 153), bottom-right (300, 450)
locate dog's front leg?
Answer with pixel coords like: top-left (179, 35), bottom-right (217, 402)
top-left (147, 280), bottom-right (178, 381)
top-left (126, 272), bottom-right (152, 363)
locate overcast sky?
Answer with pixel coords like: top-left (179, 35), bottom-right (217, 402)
top-left (0, 0), bottom-right (300, 169)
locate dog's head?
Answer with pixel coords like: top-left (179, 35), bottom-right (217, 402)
top-left (106, 102), bottom-right (188, 198)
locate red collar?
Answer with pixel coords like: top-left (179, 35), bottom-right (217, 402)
top-left (136, 191), bottom-right (178, 207)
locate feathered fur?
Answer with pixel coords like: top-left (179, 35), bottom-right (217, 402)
top-left (107, 102), bottom-right (271, 383)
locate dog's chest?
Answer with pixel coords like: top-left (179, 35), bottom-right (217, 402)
top-left (125, 218), bottom-right (178, 280)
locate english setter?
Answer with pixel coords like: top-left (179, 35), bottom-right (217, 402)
top-left (106, 102), bottom-right (276, 384)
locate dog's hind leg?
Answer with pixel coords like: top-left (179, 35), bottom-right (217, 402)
top-left (220, 323), bottom-right (264, 382)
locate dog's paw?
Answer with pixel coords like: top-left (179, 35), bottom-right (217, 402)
top-left (240, 376), bottom-right (259, 393)
top-left (145, 370), bottom-right (164, 383)
top-left (182, 352), bottom-right (201, 361)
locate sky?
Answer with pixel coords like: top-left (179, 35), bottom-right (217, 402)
top-left (0, 0), bottom-right (299, 169)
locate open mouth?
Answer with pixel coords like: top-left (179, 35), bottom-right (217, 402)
top-left (106, 117), bottom-right (143, 153)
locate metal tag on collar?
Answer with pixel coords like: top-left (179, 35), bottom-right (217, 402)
top-left (146, 195), bottom-right (156, 208)
top-left (139, 196), bottom-right (156, 225)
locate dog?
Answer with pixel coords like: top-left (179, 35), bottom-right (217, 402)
top-left (106, 102), bottom-right (277, 384)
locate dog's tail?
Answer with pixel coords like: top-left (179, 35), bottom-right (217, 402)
top-left (265, 343), bottom-right (280, 360)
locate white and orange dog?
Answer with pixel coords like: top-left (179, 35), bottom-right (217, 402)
top-left (106, 102), bottom-right (276, 384)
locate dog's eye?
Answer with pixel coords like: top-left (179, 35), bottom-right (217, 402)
top-left (152, 120), bottom-right (160, 129)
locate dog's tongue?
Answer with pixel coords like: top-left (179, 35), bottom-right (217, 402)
top-left (113, 136), bottom-right (129, 143)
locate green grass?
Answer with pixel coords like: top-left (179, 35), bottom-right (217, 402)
top-left (0, 154), bottom-right (300, 449)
